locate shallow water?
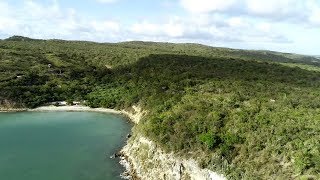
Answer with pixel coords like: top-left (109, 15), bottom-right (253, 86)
top-left (0, 112), bottom-right (132, 180)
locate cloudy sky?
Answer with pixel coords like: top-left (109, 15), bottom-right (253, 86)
top-left (0, 0), bottom-right (319, 55)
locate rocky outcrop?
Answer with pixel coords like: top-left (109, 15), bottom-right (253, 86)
top-left (120, 105), bottom-right (226, 180)
top-left (121, 105), bottom-right (145, 124)
top-left (121, 135), bottom-right (226, 180)
top-left (0, 99), bottom-right (26, 112)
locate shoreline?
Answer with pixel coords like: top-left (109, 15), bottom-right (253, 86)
top-left (1, 105), bottom-right (141, 121)
top-left (31, 105), bottom-right (140, 179)
top-left (1, 105), bottom-right (226, 179)
top-left (1, 105), bottom-right (137, 179)
top-left (0, 108), bottom-right (28, 112)
top-left (28, 105), bottom-right (122, 114)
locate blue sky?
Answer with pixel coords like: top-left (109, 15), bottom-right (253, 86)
top-left (0, 0), bottom-right (319, 55)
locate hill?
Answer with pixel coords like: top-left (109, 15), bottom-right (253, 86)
top-left (4, 35), bottom-right (42, 42)
top-left (0, 36), bottom-right (319, 179)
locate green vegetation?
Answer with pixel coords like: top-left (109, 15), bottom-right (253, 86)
top-left (1, 36), bottom-right (319, 179)
top-left (279, 62), bottom-right (320, 72)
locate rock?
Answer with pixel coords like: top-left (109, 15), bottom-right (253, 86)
top-left (127, 133), bottom-right (132, 138)
top-left (112, 151), bottom-right (124, 159)
top-left (121, 135), bottom-right (226, 180)
top-left (109, 152), bottom-right (122, 159)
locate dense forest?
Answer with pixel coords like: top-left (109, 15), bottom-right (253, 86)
top-left (1, 36), bottom-right (319, 179)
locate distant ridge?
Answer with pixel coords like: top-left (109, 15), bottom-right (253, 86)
top-left (2, 35), bottom-right (319, 66)
top-left (5, 35), bottom-right (41, 42)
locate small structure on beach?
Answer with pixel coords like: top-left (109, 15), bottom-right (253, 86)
top-left (50, 101), bottom-right (67, 106)
top-left (73, 101), bottom-right (81, 106)
top-left (49, 101), bottom-right (83, 106)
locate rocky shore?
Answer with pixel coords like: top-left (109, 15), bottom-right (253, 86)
top-left (1, 104), bottom-right (226, 180)
top-left (119, 106), bottom-right (226, 180)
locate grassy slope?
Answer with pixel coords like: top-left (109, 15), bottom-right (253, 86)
top-left (0, 36), bottom-right (319, 179)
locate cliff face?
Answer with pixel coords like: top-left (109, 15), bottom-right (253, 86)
top-left (121, 105), bottom-right (144, 124)
top-left (121, 106), bottom-right (226, 180)
top-left (121, 135), bottom-right (226, 180)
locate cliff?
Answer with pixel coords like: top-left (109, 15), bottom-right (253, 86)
top-left (120, 106), bottom-right (226, 180)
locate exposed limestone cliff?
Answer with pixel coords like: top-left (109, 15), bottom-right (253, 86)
top-left (121, 135), bottom-right (226, 180)
top-left (120, 105), bottom-right (226, 180)
top-left (121, 105), bottom-right (145, 124)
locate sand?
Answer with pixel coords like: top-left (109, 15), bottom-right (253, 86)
top-left (28, 105), bottom-right (122, 114)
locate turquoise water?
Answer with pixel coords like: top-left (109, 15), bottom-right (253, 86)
top-left (0, 112), bottom-right (132, 180)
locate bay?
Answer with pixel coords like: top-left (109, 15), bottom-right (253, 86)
top-left (0, 112), bottom-right (131, 180)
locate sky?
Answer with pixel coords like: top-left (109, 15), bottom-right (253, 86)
top-left (0, 0), bottom-right (319, 55)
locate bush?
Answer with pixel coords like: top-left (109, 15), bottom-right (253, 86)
top-left (199, 132), bottom-right (220, 149)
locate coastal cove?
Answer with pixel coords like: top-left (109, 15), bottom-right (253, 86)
top-left (0, 109), bottom-right (132, 180)
top-left (0, 105), bottom-right (227, 180)
top-left (1, 37), bottom-right (320, 179)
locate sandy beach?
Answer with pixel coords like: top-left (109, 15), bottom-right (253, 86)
top-left (28, 105), bottom-right (122, 114)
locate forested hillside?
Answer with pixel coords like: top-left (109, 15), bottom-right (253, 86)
top-left (0, 36), bottom-right (319, 179)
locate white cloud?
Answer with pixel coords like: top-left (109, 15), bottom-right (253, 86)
top-left (0, 1), bottom-right (123, 41)
top-left (96, 0), bottom-right (118, 4)
top-left (163, 23), bottom-right (185, 37)
top-left (0, 1), bottom-right (10, 16)
top-left (0, 0), bottom-right (315, 54)
top-left (307, 0), bottom-right (320, 25)
top-left (0, 0), bottom-right (288, 45)
top-left (23, 0), bottom-right (61, 19)
top-left (256, 23), bottom-right (271, 33)
top-left (309, 10), bottom-right (320, 25)
top-left (91, 21), bottom-right (120, 32)
top-left (246, 0), bottom-right (293, 16)
top-left (245, 0), bottom-right (320, 25)
top-left (131, 18), bottom-right (186, 38)
top-left (131, 22), bottom-right (161, 36)
top-left (227, 17), bottom-right (247, 27)
top-left (180, 0), bottom-right (320, 26)
top-left (180, 0), bottom-right (237, 13)
top-left (0, 2), bottom-right (16, 31)
top-left (129, 15), bottom-right (289, 45)
top-left (0, 16), bottom-right (18, 32)
top-left (90, 20), bottom-right (121, 39)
